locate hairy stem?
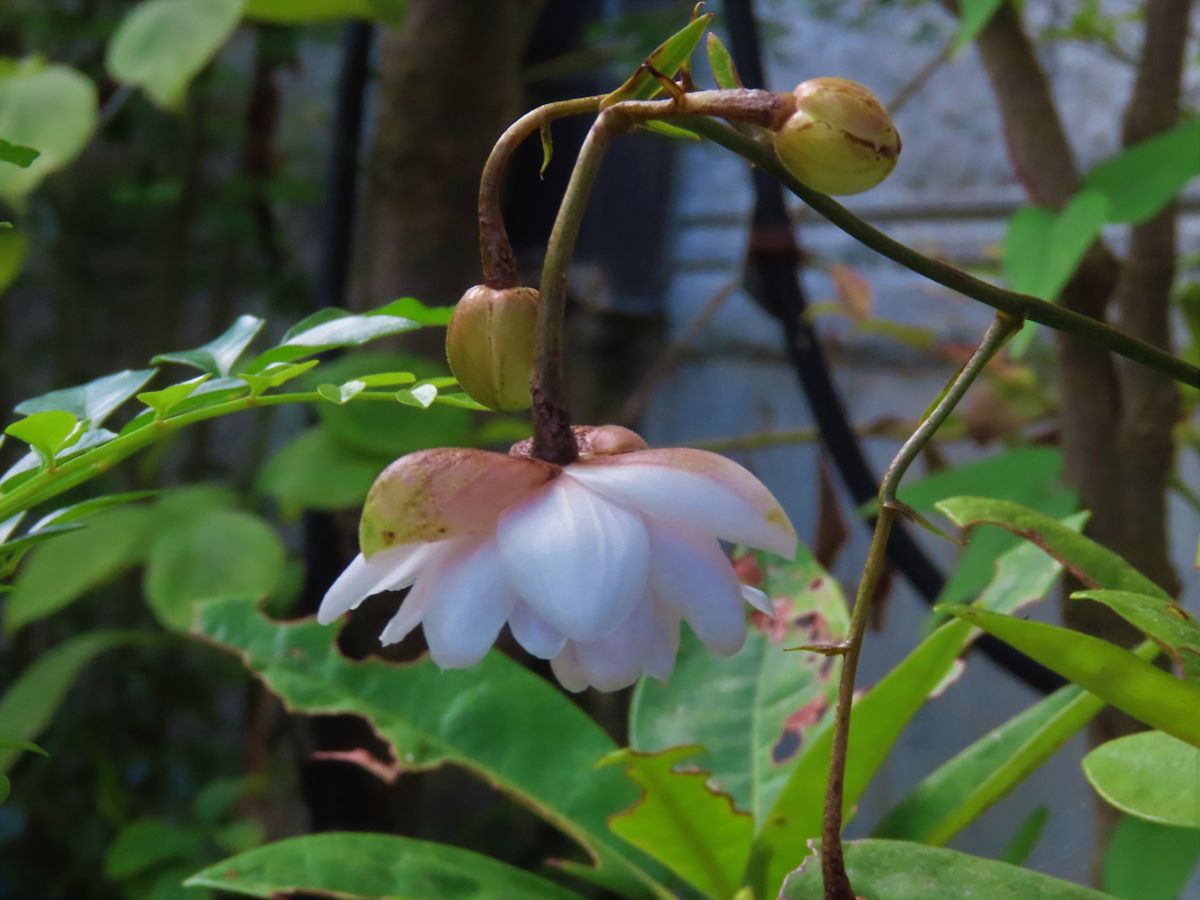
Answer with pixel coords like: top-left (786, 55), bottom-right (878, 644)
top-left (820, 315), bottom-right (1020, 899)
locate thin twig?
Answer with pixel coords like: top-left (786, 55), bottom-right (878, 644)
top-left (819, 314), bottom-right (1021, 899)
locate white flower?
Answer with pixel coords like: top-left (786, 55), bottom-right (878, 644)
top-left (318, 425), bottom-right (796, 692)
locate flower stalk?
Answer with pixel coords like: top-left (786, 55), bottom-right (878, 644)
top-left (819, 314), bottom-right (1022, 900)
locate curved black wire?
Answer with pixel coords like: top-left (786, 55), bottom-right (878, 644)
top-left (722, 0), bottom-right (1062, 694)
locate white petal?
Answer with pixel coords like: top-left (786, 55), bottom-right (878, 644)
top-left (421, 535), bottom-right (517, 669)
top-left (379, 575), bottom-right (434, 646)
top-left (378, 543), bottom-right (454, 645)
top-left (508, 603), bottom-right (566, 659)
top-left (318, 543), bottom-right (428, 625)
top-left (550, 644), bottom-right (590, 693)
top-left (567, 451), bottom-right (796, 557)
top-left (647, 521), bottom-right (746, 656)
top-left (497, 477), bottom-right (649, 641)
top-left (574, 598), bottom-right (656, 692)
top-left (379, 542), bottom-right (440, 592)
top-left (644, 596), bottom-right (680, 682)
top-left (741, 584), bottom-right (774, 616)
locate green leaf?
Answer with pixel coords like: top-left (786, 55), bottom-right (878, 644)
top-left (239, 359), bottom-right (319, 397)
top-left (1072, 590), bottom-right (1200, 677)
top-left (4, 410), bottom-right (80, 463)
top-left (257, 427), bottom-right (383, 514)
top-left (1103, 816), bottom-right (1200, 900)
top-left (706, 33), bottom-right (742, 89)
top-left (184, 832), bottom-right (582, 899)
top-left (752, 517), bottom-right (1077, 892)
top-left (316, 380), bottom-right (365, 405)
top-left (780, 840), bottom-right (1114, 899)
top-left (602, 747), bottom-right (752, 900)
top-left (105, 817), bottom-right (205, 879)
top-left (0, 59), bottom-right (98, 202)
top-left (630, 548), bottom-right (848, 823)
top-left (29, 489), bottom-right (158, 531)
top-left (433, 391), bottom-right (490, 411)
top-left (639, 120), bottom-right (701, 141)
top-left (243, 0), bottom-right (406, 23)
top-left (1083, 731), bottom-right (1200, 828)
top-left (934, 496), bottom-right (1168, 599)
top-left (137, 374), bottom-right (211, 418)
top-left (396, 383), bottom-right (438, 408)
top-left (144, 510), bottom-right (284, 631)
top-left (152, 315), bottom-right (264, 377)
top-left (106, 0), bottom-right (245, 110)
top-left (6, 507), bottom-right (155, 633)
top-left (952, 0), bottom-right (1007, 52)
top-left (16, 368), bottom-right (157, 424)
top-left (248, 308), bottom-right (421, 370)
top-left (0, 630), bottom-right (146, 772)
top-left (0, 737), bottom-right (46, 756)
top-left (602, 12), bottom-right (714, 107)
top-left (0, 227), bottom-right (29, 295)
top-left (1000, 806), bottom-right (1049, 866)
top-left (940, 606), bottom-right (1200, 747)
top-left (194, 597), bottom-right (662, 896)
top-left (356, 371), bottom-right (416, 388)
top-left (1084, 120), bottom-right (1200, 224)
top-left (0, 138), bottom-right (38, 168)
top-left (372, 296), bottom-right (453, 326)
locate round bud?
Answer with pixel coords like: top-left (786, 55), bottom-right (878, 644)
top-left (446, 284), bottom-right (539, 412)
top-left (772, 77), bottom-right (900, 196)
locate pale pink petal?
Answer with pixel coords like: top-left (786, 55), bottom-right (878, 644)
top-left (566, 448), bottom-right (796, 557)
top-left (508, 602), bottom-right (566, 660)
top-left (550, 644), bottom-right (590, 693)
top-left (497, 477), bottom-right (649, 641)
top-left (741, 584), bottom-right (774, 616)
top-left (574, 598), bottom-right (656, 691)
top-left (360, 448), bottom-right (557, 558)
top-left (647, 521), bottom-right (746, 656)
top-left (379, 575), bottom-right (434, 646)
top-left (644, 596), bottom-right (680, 682)
top-left (420, 535), bottom-right (517, 668)
top-left (378, 542), bottom-right (441, 593)
top-left (318, 543), bottom-right (427, 625)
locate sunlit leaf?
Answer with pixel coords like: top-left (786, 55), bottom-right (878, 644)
top-left (184, 833), bottom-right (582, 899)
top-left (16, 368), bottom-right (157, 424)
top-left (602, 747), bottom-right (752, 899)
top-left (1084, 119), bottom-right (1200, 224)
top-left (152, 315), bottom-right (264, 376)
top-left (0, 630), bottom-right (147, 772)
top-left (1072, 590), bottom-right (1200, 677)
top-left (144, 510), bottom-right (285, 631)
top-left (940, 606), bottom-right (1200, 747)
top-left (396, 383), bottom-right (438, 408)
top-left (356, 371), bottom-right (416, 388)
top-left (1103, 816), bottom-right (1200, 900)
top-left (240, 359), bottom-right (319, 396)
top-left (257, 427), bottom-right (383, 514)
top-left (1083, 731), bottom-right (1200, 828)
top-left (316, 380), bottom-right (365, 405)
top-left (249, 308), bottom-right (420, 370)
top-left (137, 374), bottom-right (211, 417)
top-left (0, 138), bottom-right (38, 168)
top-left (106, 0), bottom-right (245, 110)
top-left (372, 296), bottom-right (453, 326)
top-left (706, 33), bottom-right (742, 89)
top-left (0, 59), bottom-right (97, 201)
top-left (4, 410), bottom-right (80, 463)
top-left (6, 507), bottom-right (155, 633)
top-left (243, 0), bottom-right (406, 23)
top-left (780, 840), bottom-right (1112, 899)
top-left (602, 12), bottom-right (714, 107)
top-left (194, 597), bottom-right (662, 896)
top-left (630, 548), bottom-right (848, 822)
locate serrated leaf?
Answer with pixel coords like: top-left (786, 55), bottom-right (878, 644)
top-left (184, 833), bottom-right (582, 899)
top-left (602, 747), bottom-right (752, 899)
top-left (0, 138), bottom-right (39, 168)
top-left (1072, 589), bottom-right (1200, 677)
top-left (152, 315), bottom-right (264, 377)
top-left (0, 630), bottom-right (146, 772)
top-left (780, 840), bottom-right (1113, 899)
top-left (193, 597), bottom-right (662, 895)
top-left (602, 12), bottom-right (714, 107)
top-left (137, 374), bottom-right (211, 417)
top-left (106, 0), bottom-right (245, 110)
top-left (940, 605), bottom-right (1200, 747)
top-left (706, 33), bottom-right (742, 89)
top-left (1083, 731), bottom-right (1200, 828)
top-left (0, 59), bottom-right (98, 201)
top-left (16, 368), bottom-right (157, 424)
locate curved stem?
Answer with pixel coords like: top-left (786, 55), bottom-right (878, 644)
top-left (684, 117), bottom-right (1200, 390)
top-left (820, 314), bottom-right (1020, 899)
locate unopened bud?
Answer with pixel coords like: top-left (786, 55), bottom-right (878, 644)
top-left (772, 77), bottom-right (900, 196)
top-left (446, 285), bottom-right (539, 412)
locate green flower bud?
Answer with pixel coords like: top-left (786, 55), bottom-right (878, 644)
top-left (445, 284), bottom-right (539, 412)
top-left (773, 77), bottom-right (901, 196)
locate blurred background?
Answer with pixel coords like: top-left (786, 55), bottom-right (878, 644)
top-left (0, 1), bottom-right (1196, 897)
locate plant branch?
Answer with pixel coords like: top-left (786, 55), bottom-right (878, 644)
top-left (682, 117), bottom-right (1200, 390)
top-left (820, 314), bottom-right (1020, 899)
